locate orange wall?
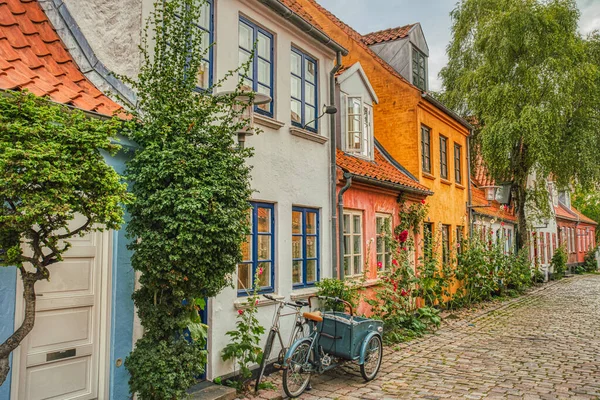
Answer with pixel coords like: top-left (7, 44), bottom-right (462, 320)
top-left (300, 0), bottom-right (470, 261)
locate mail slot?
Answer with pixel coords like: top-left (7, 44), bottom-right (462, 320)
top-left (46, 348), bottom-right (76, 362)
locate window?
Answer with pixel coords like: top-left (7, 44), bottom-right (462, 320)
top-left (439, 136), bottom-right (448, 179)
top-left (421, 125), bottom-right (431, 173)
top-left (552, 233), bottom-right (557, 252)
top-left (571, 228), bottom-right (576, 253)
top-left (239, 18), bottom-right (273, 116)
top-left (442, 225), bottom-right (450, 264)
top-left (423, 222), bottom-right (433, 260)
top-left (291, 48), bottom-right (318, 132)
top-left (508, 229), bottom-right (513, 254)
top-left (238, 202), bottom-right (274, 294)
top-left (456, 226), bottom-right (464, 254)
top-left (376, 215), bottom-right (392, 269)
top-left (292, 207), bottom-right (320, 287)
top-left (412, 46), bottom-right (427, 91)
top-left (546, 232), bottom-right (551, 262)
top-left (540, 233), bottom-right (546, 264)
top-left (454, 144), bottom-right (462, 184)
top-left (343, 210), bottom-right (363, 276)
top-left (342, 95), bottom-right (373, 158)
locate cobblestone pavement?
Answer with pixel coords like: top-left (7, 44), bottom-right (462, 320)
top-left (250, 275), bottom-right (600, 400)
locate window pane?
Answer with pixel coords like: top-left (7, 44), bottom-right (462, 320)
top-left (305, 105), bottom-right (316, 129)
top-left (258, 59), bottom-right (270, 86)
top-left (377, 236), bottom-right (384, 253)
top-left (199, 3), bottom-right (210, 30)
top-left (257, 32), bottom-right (270, 60)
top-left (257, 207), bottom-right (271, 233)
top-left (305, 82), bottom-right (315, 106)
top-left (306, 60), bottom-right (316, 82)
top-left (200, 29), bottom-right (210, 53)
top-left (306, 212), bottom-right (317, 234)
top-left (292, 260), bottom-right (303, 284)
top-left (256, 84), bottom-right (271, 113)
top-left (353, 215), bottom-right (361, 234)
top-left (237, 263), bottom-right (251, 291)
top-left (343, 235), bottom-right (351, 257)
top-left (291, 76), bottom-right (302, 99)
top-left (306, 260), bottom-right (317, 283)
top-left (241, 77), bottom-right (253, 92)
top-left (353, 256), bottom-right (361, 275)
top-left (239, 21), bottom-right (253, 50)
top-left (258, 262), bottom-right (271, 287)
top-left (348, 97), bottom-right (361, 115)
top-left (239, 50), bottom-right (252, 78)
top-left (306, 236), bottom-right (317, 258)
top-left (241, 236), bottom-right (252, 262)
top-left (353, 235), bottom-right (361, 254)
top-left (197, 60), bottom-right (210, 89)
top-left (344, 256), bottom-right (351, 276)
top-left (348, 115), bottom-right (361, 134)
top-left (292, 211), bottom-right (302, 234)
top-left (343, 214), bottom-right (351, 233)
top-left (258, 235), bottom-right (271, 260)
top-left (291, 51), bottom-right (301, 76)
top-left (291, 100), bottom-right (302, 123)
top-left (292, 236), bottom-right (302, 259)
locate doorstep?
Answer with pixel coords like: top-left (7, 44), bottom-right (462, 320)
top-left (188, 381), bottom-right (237, 400)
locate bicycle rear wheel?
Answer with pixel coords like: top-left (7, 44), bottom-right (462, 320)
top-left (360, 334), bottom-right (383, 381)
top-left (255, 330), bottom-right (276, 393)
top-left (282, 340), bottom-right (312, 398)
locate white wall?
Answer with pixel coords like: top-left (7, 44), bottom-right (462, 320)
top-left (473, 215), bottom-right (516, 254)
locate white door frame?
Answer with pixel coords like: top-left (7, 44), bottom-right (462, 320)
top-left (10, 230), bottom-right (113, 400)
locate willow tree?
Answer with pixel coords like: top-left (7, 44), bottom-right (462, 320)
top-left (0, 92), bottom-right (131, 384)
top-left (440, 0), bottom-right (600, 249)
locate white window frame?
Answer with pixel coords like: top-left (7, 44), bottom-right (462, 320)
top-left (341, 94), bottom-right (374, 159)
top-left (376, 213), bottom-right (392, 271)
top-left (343, 210), bottom-right (363, 277)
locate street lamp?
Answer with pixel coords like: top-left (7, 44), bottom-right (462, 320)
top-left (215, 90), bottom-right (272, 149)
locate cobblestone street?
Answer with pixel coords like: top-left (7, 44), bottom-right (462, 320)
top-left (262, 275), bottom-right (600, 400)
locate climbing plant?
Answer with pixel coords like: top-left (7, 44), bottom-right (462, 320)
top-left (0, 91), bottom-right (131, 384)
top-left (122, 0), bottom-right (254, 398)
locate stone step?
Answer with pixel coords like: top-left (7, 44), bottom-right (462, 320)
top-left (188, 381), bottom-right (237, 400)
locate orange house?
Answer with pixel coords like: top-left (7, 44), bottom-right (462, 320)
top-left (296, 0), bottom-right (472, 269)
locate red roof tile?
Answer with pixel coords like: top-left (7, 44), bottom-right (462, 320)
top-left (336, 148), bottom-right (431, 194)
top-left (472, 154), bottom-right (496, 187)
top-left (0, 0), bottom-right (123, 116)
top-left (571, 207), bottom-right (598, 226)
top-left (555, 203), bottom-right (578, 222)
top-left (279, 0), bottom-right (324, 30)
top-left (471, 185), bottom-right (517, 223)
top-left (362, 24), bottom-right (415, 46)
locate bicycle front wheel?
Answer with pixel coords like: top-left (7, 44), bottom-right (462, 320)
top-left (360, 334), bottom-right (383, 381)
top-left (255, 330), bottom-right (276, 393)
top-left (282, 340), bottom-right (312, 398)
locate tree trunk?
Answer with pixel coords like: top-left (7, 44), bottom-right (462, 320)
top-left (515, 178), bottom-right (529, 252)
top-left (0, 275), bottom-right (37, 386)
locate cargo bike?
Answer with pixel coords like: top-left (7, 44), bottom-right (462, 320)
top-left (281, 295), bottom-right (384, 398)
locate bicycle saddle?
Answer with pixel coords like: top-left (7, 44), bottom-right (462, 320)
top-left (303, 311), bottom-right (323, 322)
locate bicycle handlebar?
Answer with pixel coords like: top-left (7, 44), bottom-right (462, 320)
top-left (262, 294), bottom-right (308, 308)
top-left (307, 295), bottom-right (354, 316)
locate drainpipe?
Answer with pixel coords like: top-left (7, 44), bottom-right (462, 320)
top-left (338, 172), bottom-right (353, 281)
top-left (467, 130), bottom-right (474, 237)
top-left (330, 51), bottom-right (343, 279)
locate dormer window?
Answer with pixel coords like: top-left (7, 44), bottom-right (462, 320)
top-left (412, 46), bottom-right (427, 91)
top-left (342, 94), bottom-right (373, 159)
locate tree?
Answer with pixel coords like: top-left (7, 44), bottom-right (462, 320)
top-left (0, 91), bottom-right (131, 384)
top-left (440, 0), bottom-right (600, 249)
top-left (121, 1), bottom-right (253, 398)
top-left (573, 185), bottom-right (600, 241)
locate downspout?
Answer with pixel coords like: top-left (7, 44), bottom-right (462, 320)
top-left (467, 130), bottom-right (474, 237)
top-left (338, 172), bottom-right (353, 281)
top-left (330, 51), bottom-right (343, 279)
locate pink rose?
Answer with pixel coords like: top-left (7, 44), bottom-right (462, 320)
top-left (238, 309), bottom-right (244, 315)
top-left (398, 230), bottom-right (409, 243)
top-left (377, 261), bottom-right (383, 269)
top-left (258, 267), bottom-right (263, 275)
top-left (392, 259), bottom-right (398, 266)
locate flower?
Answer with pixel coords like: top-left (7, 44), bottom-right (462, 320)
top-left (402, 247), bottom-right (408, 251)
top-left (377, 261), bottom-right (383, 269)
top-left (258, 267), bottom-right (263, 275)
top-left (501, 222), bottom-right (505, 227)
top-left (398, 230), bottom-right (409, 243)
top-left (400, 289), bottom-right (409, 297)
top-left (456, 242), bottom-right (461, 248)
top-left (255, 299), bottom-right (259, 306)
top-left (421, 199), bottom-right (426, 205)
top-left (238, 309), bottom-right (244, 315)
top-left (392, 259), bottom-right (399, 266)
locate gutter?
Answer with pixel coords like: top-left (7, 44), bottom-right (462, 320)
top-left (337, 172), bottom-right (353, 281)
top-left (349, 174), bottom-right (433, 197)
top-left (467, 130), bottom-right (474, 236)
top-left (329, 52), bottom-right (343, 279)
top-left (258, 0), bottom-right (348, 56)
top-left (421, 93), bottom-right (473, 131)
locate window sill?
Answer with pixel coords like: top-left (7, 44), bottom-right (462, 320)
top-left (289, 127), bottom-right (328, 144)
top-left (422, 173), bottom-right (435, 181)
top-left (234, 293), bottom-right (284, 310)
top-left (254, 114), bottom-right (285, 130)
top-left (440, 178), bottom-right (452, 186)
top-left (290, 286), bottom-right (319, 301)
top-left (455, 183), bottom-right (466, 190)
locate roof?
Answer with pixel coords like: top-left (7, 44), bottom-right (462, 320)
top-left (336, 62), bottom-right (379, 104)
top-left (555, 203), bottom-right (578, 222)
top-left (362, 24), bottom-right (415, 46)
top-left (0, 0), bottom-right (122, 116)
top-left (571, 207), bottom-right (598, 226)
top-left (336, 145), bottom-right (431, 195)
top-left (471, 185), bottom-right (517, 223)
top-left (278, 0), bottom-right (324, 30)
top-left (472, 154), bottom-right (495, 187)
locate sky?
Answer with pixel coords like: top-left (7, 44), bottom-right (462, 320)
top-left (317, 0), bottom-right (600, 92)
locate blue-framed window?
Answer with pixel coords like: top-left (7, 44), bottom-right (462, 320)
top-left (292, 207), bottom-right (320, 287)
top-left (173, 0), bottom-right (213, 91)
top-left (291, 48), bottom-right (318, 132)
top-left (238, 202), bottom-right (275, 295)
top-left (238, 17), bottom-right (274, 117)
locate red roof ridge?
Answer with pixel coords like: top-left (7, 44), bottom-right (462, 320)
top-left (0, 0), bottom-right (123, 117)
top-left (362, 23), bottom-right (416, 46)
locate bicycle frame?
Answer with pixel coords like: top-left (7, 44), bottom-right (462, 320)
top-left (267, 299), bottom-right (306, 352)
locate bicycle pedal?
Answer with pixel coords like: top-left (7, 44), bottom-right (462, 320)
top-left (273, 363), bottom-right (282, 369)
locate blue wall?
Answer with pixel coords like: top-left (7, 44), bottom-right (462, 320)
top-left (0, 267), bottom-right (16, 400)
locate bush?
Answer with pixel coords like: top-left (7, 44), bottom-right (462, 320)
top-left (583, 246), bottom-right (598, 273)
top-left (316, 278), bottom-right (362, 312)
top-left (550, 245), bottom-right (568, 279)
